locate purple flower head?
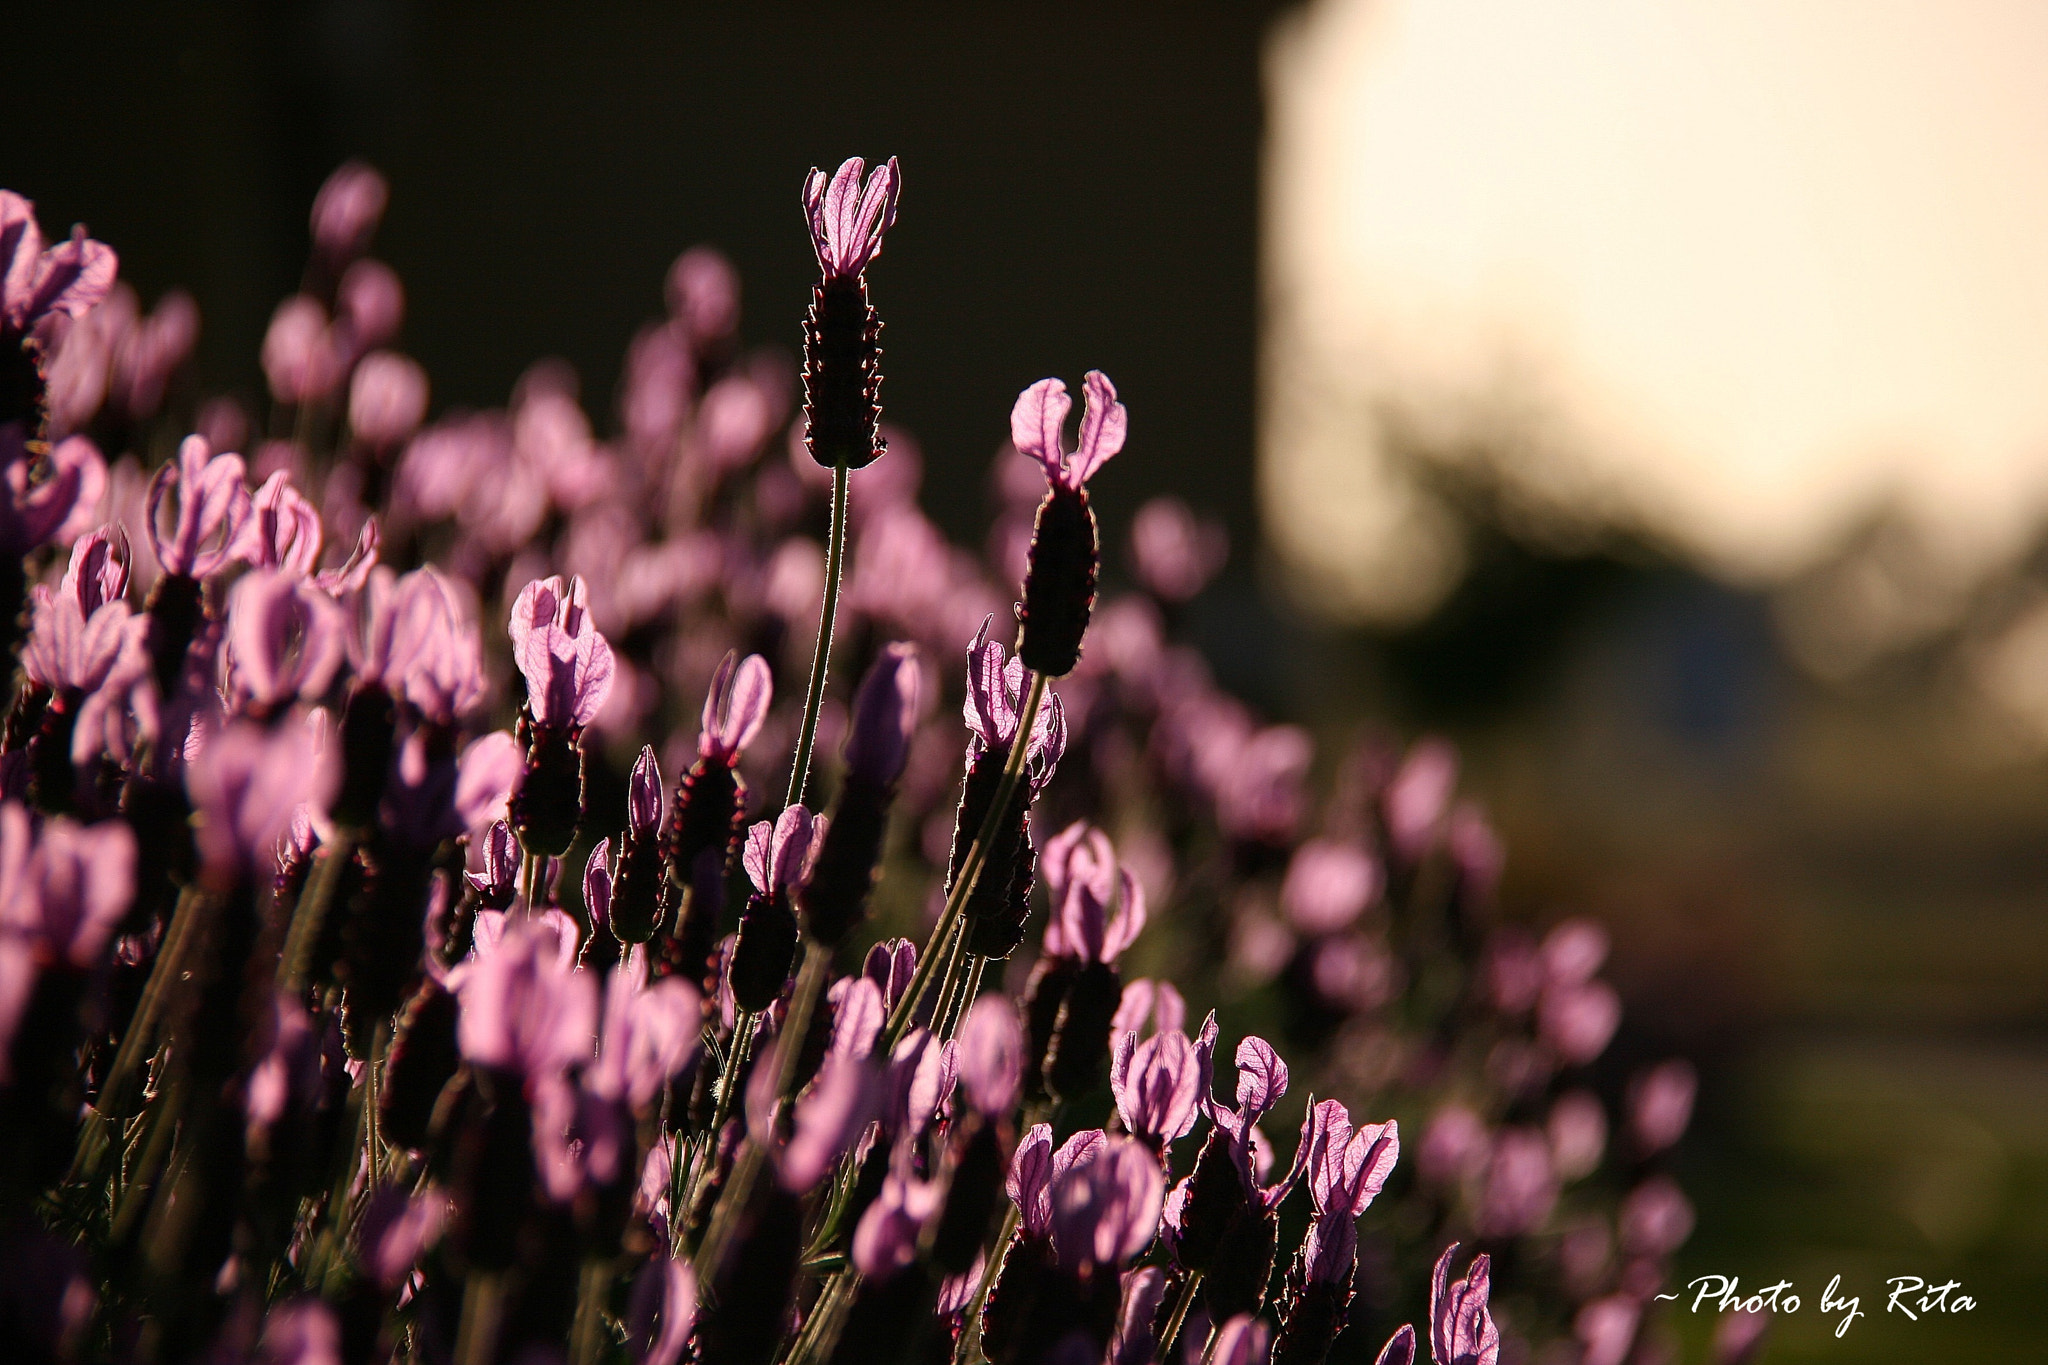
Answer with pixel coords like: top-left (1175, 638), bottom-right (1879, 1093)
top-left (1385, 739), bottom-right (1457, 863)
top-left (863, 936), bottom-right (918, 1010)
top-left (1375, 1326), bottom-right (1418, 1365)
top-left (1429, 1245), bottom-right (1501, 1365)
top-left (747, 1046), bottom-right (879, 1194)
top-left (310, 161), bottom-right (388, 263)
top-left (955, 993), bottom-right (1024, 1117)
top-left (454, 916), bottom-right (598, 1077)
top-left (1209, 1034), bottom-right (1289, 1144)
top-left (885, 1027), bottom-right (958, 1142)
top-left (1010, 370), bottom-right (1127, 494)
top-left (349, 351), bottom-right (429, 448)
top-left (804, 156), bottom-right (902, 280)
top-left (1304, 1100), bottom-right (1400, 1218)
top-left (844, 642), bottom-right (922, 787)
top-left (1111, 1028), bottom-right (1202, 1148)
top-left (582, 836), bottom-right (613, 926)
top-left (27, 813), bottom-right (139, 970)
top-left (0, 431), bottom-right (105, 558)
top-left (1211, 1315), bottom-right (1273, 1365)
top-left (23, 532), bottom-right (140, 695)
top-left (0, 192), bottom-right (118, 345)
top-left (1040, 820), bottom-right (1146, 965)
top-left (186, 714), bottom-right (338, 882)
top-left (1112, 978), bottom-right (1186, 1038)
top-left (312, 516), bottom-right (380, 598)
top-left (261, 296), bottom-right (343, 405)
top-left (466, 818), bottom-right (520, 906)
top-left (1048, 1134), bottom-right (1164, 1271)
top-left (354, 567), bottom-right (486, 722)
top-left (852, 1169), bottom-right (941, 1279)
top-left (742, 804), bottom-right (823, 896)
top-left (628, 745), bottom-right (663, 835)
top-left (226, 570), bottom-right (346, 710)
top-left (1006, 1122), bottom-right (1056, 1237)
top-left (509, 574), bottom-right (615, 728)
top-left (1109, 1266), bottom-right (1168, 1365)
top-left (1629, 1059), bottom-right (1698, 1155)
top-left (1539, 978), bottom-right (1621, 1066)
top-left (337, 258), bottom-right (404, 350)
top-left (257, 1298), bottom-right (341, 1365)
top-left (237, 470), bottom-right (324, 577)
top-left (1476, 1128), bottom-right (1557, 1238)
top-left (962, 618), bottom-right (1066, 781)
top-left (1301, 1213), bottom-right (1359, 1288)
top-left (697, 651), bottom-right (773, 763)
top-left (148, 435), bottom-right (252, 578)
top-left (1281, 839), bottom-right (1381, 936)
top-left (1541, 919), bottom-right (1608, 987)
top-left (359, 1187), bottom-right (451, 1292)
top-left (826, 974), bottom-right (886, 1060)
top-left (1128, 496), bottom-right (1227, 602)
top-left (588, 963), bottom-right (701, 1111)
top-left (455, 731), bottom-right (523, 834)
top-left (667, 245), bottom-right (740, 344)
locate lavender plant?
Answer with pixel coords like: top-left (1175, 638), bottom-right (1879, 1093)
top-left (0, 161), bottom-right (1707, 1365)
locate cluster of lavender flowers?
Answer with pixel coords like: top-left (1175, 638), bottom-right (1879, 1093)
top-left (0, 158), bottom-right (1723, 1365)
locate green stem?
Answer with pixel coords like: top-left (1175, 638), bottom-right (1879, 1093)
top-left (939, 953), bottom-right (987, 1040)
top-left (786, 459), bottom-right (849, 810)
top-left (953, 1202), bottom-right (1019, 1365)
top-left (1157, 1269), bottom-right (1205, 1362)
top-left (94, 884), bottom-right (208, 1125)
top-left (454, 1270), bottom-right (506, 1365)
top-left (278, 835), bottom-right (353, 993)
top-left (879, 671), bottom-right (1047, 1054)
top-left (568, 1258), bottom-right (614, 1365)
top-left (782, 1266), bottom-right (860, 1365)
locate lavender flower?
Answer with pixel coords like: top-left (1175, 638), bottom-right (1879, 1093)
top-left (0, 430), bottom-right (104, 558)
top-left (237, 471), bottom-right (324, 577)
top-left (309, 160), bottom-right (389, 265)
top-left (955, 993), bottom-right (1024, 1118)
top-left (802, 156), bottom-right (900, 470)
top-left (225, 570), bottom-right (346, 713)
top-left (729, 804), bottom-right (822, 1013)
top-left (1109, 1026), bottom-right (1201, 1149)
top-left (185, 714), bottom-right (338, 885)
top-left (1012, 370), bottom-right (1127, 676)
top-left (509, 573), bottom-right (615, 730)
top-left (1428, 1245), bottom-right (1501, 1365)
top-left (454, 916), bottom-right (598, 1079)
top-left (147, 434), bottom-right (252, 579)
top-left (663, 652), bottom-right (772, 982)
top-left (1212, 1315), bottom-right (1274, 1365)
top-left (0, 192), bottom-right (117, 353)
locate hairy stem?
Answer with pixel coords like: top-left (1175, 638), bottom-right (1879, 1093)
top-left (786, 459), bottom-right (849, 810)
top-left (1158, 1269), bottom-right (1206, 1362)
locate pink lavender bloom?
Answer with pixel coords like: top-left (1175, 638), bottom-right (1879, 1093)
top-left (147, 435), bottom-right (252, 578)
top-left (628, 744), bottom-right (663, 835)
top-left (262, 295), bottom-right (343, 405)
top-left (852, 1168), bottom-right (942, 1278)
top-left (337, 259), bottom-right (404, 351)
top-left (454, 916), bottom-right (598, 1077)
top-left (963, 618), bottom-right (1066, 783)
top-left (1040, 821), bottom-right (1145, 965)
top-left (1541, 919), bottom-right (1608, 986)
top-left (1011, 371), bottom-right (1127, 495)
top-left (1384, 739), bottom-right (1457, 864)
top-left (257, 1297), bottom-right (343, 1365)
top-left (1417, 1105), bottom-right (1488, 1188)
top-left (1628, 1059), bottom-right (1698, 1155)
top-left (1574, 1294), bottom-right (1640, 1365)
top-left (0, 805), bottom-right (137, 976)
top-left (348, 351), bottom-right (429, 448)
top-left (1619, 1175), bottom-right (1694, 1259)
top-left (1128, 496), bottom-right (1227, 602)
top-left (1429, 1244), bottom-right (1501, 1365)
top-left (0, 192), bottom-right (118, 348)
top-left (1047, 1133), bottom-right (1164, 1271)
top-left (1713, 1309), bottom-right (1770, 1365)
top-left (1280, 838), bottom-right (1381, 936)
top-left (310, 160), bottom-right (389, 263)
top-left (1539, 977), bottom-right (1621, 1066)
top-left (359, 1187), bottom-right (451, 1291)
top-left (884, 1027), bottom-right (959, 1144)
top-left (509, 574), bottom-right (615, 729)
top-left (804, 157), bottom-right (902, 280)
top-left (826, 975), bottom-right (886, 1060)
top-left (863, 937), bottom-right (918, 1010)
top-left (1304, 1100), bottom-right (1400, 1218)
top-left (225, 570), bottom-right (346, 711)
top-left (1446, 802), bottom-right (1505, 903)
top-left (587, 962), bottom-right (701, 1111)
top-left (667, 246), bottom-right (740, 346)
top-left (238, 471), bottom-right (324, 577)
top-left (1112, 978), bottom-right (1186, 1038)
top-left (697, 650), bottom-right (772, 763)
top-left (454, 730), bottom-right (523, 833)
top-left (742, 804), bottom-right (823, 897)
top-left (0, 430), bottom-right (105, 556)
top-left (109, 288), bottom-right (199, 420)
top-left (1109, 1027), bottom-right (1201, 1148)
top-left (23, 529), bottom-right (140, 695)
top-left (1211, 1314), bottom-right (1273, 1365)
top-left (844, 641), bottom-right (922, 787)
top-left (1483, 929), bottom-right (1544, 1016)
top-left (185, 714), bottom-right (338, 882)
top-left (955, 994), bottom-right (1024, 1117)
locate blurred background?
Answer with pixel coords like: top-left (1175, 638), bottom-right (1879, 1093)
top-left (8, 1), bottom-right (2046, 1359)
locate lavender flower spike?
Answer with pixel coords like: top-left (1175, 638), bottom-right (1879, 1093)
top-left (804, 156), bottom-right (902, 281)
top-left (963, 618), bottom-right (1066, 782)
top-left (729, 804), bottom-right (824, 1012)
top-left (802, 157), bottom-right (900, 469)
top-left (1306, 1101), bottom-right (1400, 1218)
top-left (146, 434), bottom-right (252, 579)
top-left (1110, 1027), bottom-right (1201, 1149)
top-left (226, 570), bottom-right (346, 712)
top-left (1012, 371), bottom-right (1127, 677)
top-left (1429, 1244), bottom-right (1502, 1365)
